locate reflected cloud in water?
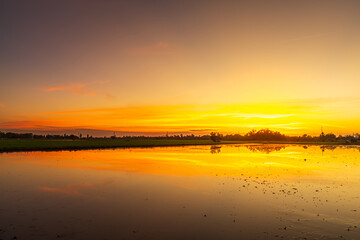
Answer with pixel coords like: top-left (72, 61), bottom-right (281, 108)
top-left (38, 180), bottom-right (113, 197)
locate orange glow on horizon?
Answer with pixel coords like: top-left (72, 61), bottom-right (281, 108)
top-left (1, 100), bottom-right (360, 136)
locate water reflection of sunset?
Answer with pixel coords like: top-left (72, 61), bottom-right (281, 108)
top-left (4, 145), bottom-right (360, 180)
top-left (2, 145), bottom-right (360, 239)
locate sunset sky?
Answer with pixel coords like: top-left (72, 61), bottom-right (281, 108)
top-left (1, 0), bottom-right (360, 136)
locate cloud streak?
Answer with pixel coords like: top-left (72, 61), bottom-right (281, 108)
top-left (43, 80), bottom-right (113, 98)
top-left (202, 113), bottom-right (294, 119)
top-left (124, 41), bottom-right (180, 56)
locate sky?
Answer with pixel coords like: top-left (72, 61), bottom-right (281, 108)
top-left (1, 0), bottom-right (360, 136)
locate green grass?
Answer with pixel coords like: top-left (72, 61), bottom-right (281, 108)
top-left (0, 139), bottom-right (355, 153)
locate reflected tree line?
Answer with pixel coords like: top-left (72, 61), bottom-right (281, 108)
top-left (210, 145), bottom-right (286, 154)
top-left (210, 145), bottom-right (222, 154)
top-left (245, 145), bottom-right (286, 154)
top-left (210, 145), bottom-right (360, 154)
top-left (1, 128), bottom-right (360, 144)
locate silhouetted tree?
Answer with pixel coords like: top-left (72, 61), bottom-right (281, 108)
top-left (210, 132), bottom-right (222, 142)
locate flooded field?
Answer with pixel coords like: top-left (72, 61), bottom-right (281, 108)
top-left (1, 144), bottom-right (360, 240)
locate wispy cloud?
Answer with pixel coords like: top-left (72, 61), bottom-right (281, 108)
top-left (234, 113), bottom-right (294, 119)
top-left (0, 120), bottom-right (60, 129)
top-left (124, 41), bottom-right (179, 56)
top-left (282, 32), bottom-right (332, 44)
top-left (43, 80), bottom-right (113, 98)
top-left (190, 129), bottom-right (216, 132)
top-left (245, 122), bottom-right (303, 130)
top-left (284, 96), bottom-right (360, 105)
top-left (44, 83), bottom-right (90, 95)
top-left (202, 113), bottom-right (294, 119)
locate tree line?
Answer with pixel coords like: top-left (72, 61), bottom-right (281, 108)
top-left (1, 129), bottom-right (360, 143)
top-left (0, 132), bottom-right (84, 140)
top-left (218, 129), bottom-right (360, 143)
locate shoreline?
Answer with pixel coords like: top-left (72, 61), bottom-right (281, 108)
top-left (0, 139), bottom-right (358, 153)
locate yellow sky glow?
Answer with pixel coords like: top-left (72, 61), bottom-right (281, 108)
top-left (1, 98), bottom-right (360, 135)
top-left (1, 1), bottom-right (360, 136)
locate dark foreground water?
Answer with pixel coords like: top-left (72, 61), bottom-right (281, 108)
top-left (0, 144), bottom-right (360, 240)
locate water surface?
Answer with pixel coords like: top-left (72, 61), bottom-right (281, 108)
top-left (1, 144), bottom-right (360, 239)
